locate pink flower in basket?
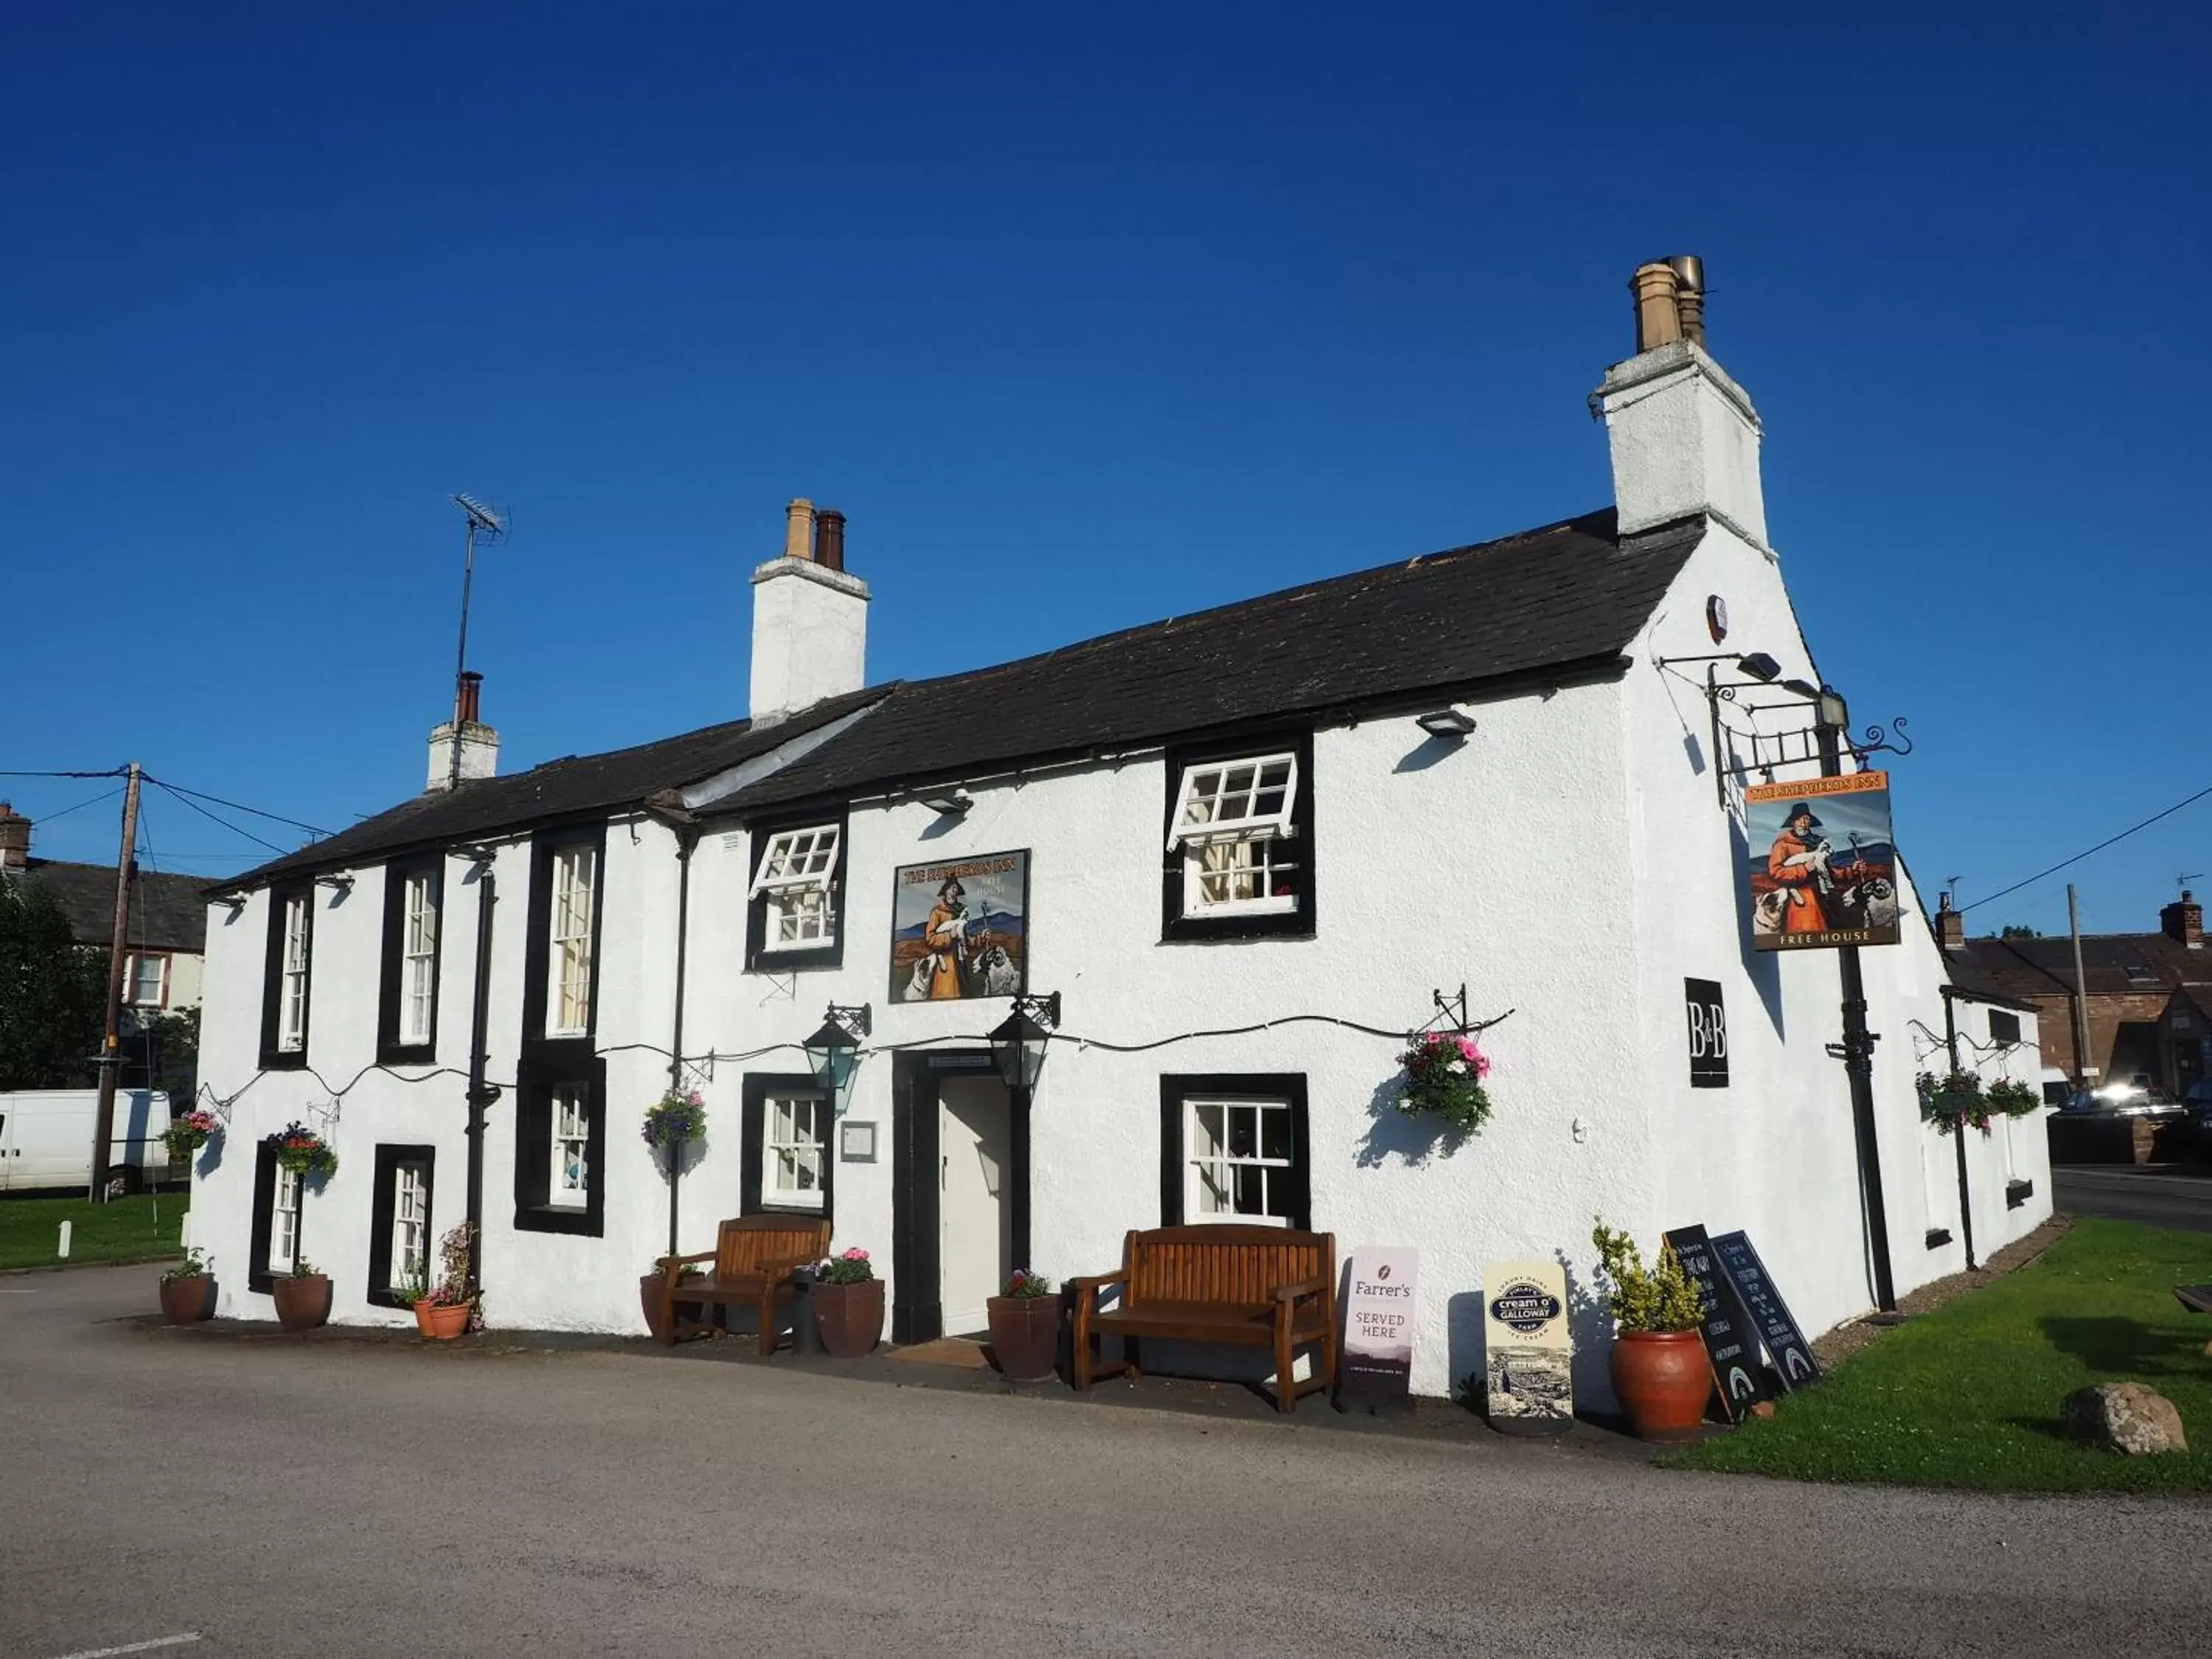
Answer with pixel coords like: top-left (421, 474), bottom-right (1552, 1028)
top-left (841, 1247), bottom-right (869, 1262)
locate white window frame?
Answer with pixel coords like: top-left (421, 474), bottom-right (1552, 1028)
top-left (392, 1163), bottom-right (429, 1290)
top-left (125, 951), bottom-right (167, 1008)
top-left (1169, 753), bottom-right (1300, 919)
top-left (271, 1163), bottom-right (302, 1273)
top-left (278, 894), bottom-right (310, 1051)
top-left (549, 1086), bottom-right (590, 1209)
top-left (400, 872), bottom-right (437, 1046)
top-left (547, 846), bottom-right (596, 1037)
top-left (749, 825), bottom-right (841, 950)
top-left (1183, 1096), bottom-right (1295, 1226)
top-left (765, 1094), bottom-right (827, 1210)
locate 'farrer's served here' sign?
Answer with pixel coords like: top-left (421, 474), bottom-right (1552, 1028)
top-left (1339, 1246), bottom-right (1419, 1410)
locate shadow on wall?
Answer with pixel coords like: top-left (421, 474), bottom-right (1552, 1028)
top-left (1447, 1288), bottom-right (1486, 1405)
top-left (196, 1133), bottom-right (226, 1180)
top-left (1392, 734), bottom-right (1465, 776)
top-left (1557, 1244), bottom-right (1616, 1410)
top-left (1354, 1074), bottom-right (1481, 1168)
top-left (1730, 815), bottom-right (1785, 1039)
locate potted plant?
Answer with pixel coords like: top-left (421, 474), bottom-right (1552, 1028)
top-left (641, 1088), bottom-right (707, 1152)
top-left (986, 1268), bottom-right (1060, 1381)
top-left (408, 1222), bottom-right (480, 1340)
top-left (642, 1256), bottom-right (706, 1343)
top-left (161, 1107), bottom-right (220, 1170)
top-left (813, 1246), bottom-right (884, 1359)
top-left (271, 1257), bottom-right (331, 1330)
top-left (159, 1248), bottom-right (213, 1324)
top-left (1591, 1218), bottom-right (1710, 1439)
top-left (1916, 1070), bottom-right (1993, 1135)
top-left (1985, 1077), bottom-right (2041, 1118)
top-left (1396, 1032), bottom-right (1494, 1134)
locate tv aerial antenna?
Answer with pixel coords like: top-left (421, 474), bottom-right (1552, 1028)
top-left (448, 493), bottom-right (509, 786)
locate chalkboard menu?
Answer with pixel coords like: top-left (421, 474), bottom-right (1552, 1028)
top-left (1708, 1231), bottom-right (1820, 1391)
top-left (1662, 1225), bottom-right (1769, 1421)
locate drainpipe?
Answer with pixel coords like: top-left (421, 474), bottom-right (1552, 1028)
top-left (464, 859), bottom-right (501, 1299)
top-left (1941, 990), bottom-right (1978, 1270)
top-left (667, 824), bottom-right (699, 1260)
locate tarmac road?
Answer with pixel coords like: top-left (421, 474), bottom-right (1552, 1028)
top-left (2053, 1163), bottom-right (2212, 1233)
top-left (2, 1265), bottom-right (2207, 1659)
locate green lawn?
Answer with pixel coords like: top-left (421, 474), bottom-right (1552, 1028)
top-left (0, 1194), bottom-right (187, 1271)
top-left (1662, 1219), bottom-right (2212, 1492)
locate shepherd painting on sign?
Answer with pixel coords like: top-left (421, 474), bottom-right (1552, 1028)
top-left (1744, 773), bottom-right (1900, 950)
top-left (889, 851), bottom-right (1031, 1003)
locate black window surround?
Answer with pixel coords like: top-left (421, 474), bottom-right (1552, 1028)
top-left (376, 855), bottom-right (445, 1065)
top-left (743, 807), bottom-right (850, 973)
top-left (257, 880), bottom-right (315, 1071)
top-left (515, 823), bottom-right (611, 1237)
top-left (740, 1072), bottom-right (835, 1220)
top-left (1160, 729), bottom-right (1316, 943)
top-left (1158, 1072), bottom-right (1312, 1231)
top-left (247, 1136), bottom-right (282, 1292)
top-left (366, 1144), bottom-right (436, 1307)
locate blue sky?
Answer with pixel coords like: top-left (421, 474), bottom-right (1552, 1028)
top-left (4, 3), bottom-right (2204, 938)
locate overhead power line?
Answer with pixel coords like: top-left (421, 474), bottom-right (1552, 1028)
top-left (142, 776), bottom-right (332, 838)
top-left (1958, 781), bottom-right (2212, 915)
top-left (146, 778), bottom-right (290, 857)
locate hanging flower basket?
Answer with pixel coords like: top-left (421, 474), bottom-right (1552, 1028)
top-left (1916, 1071), bottom-right (1993, 1135)
top-left (641, 1090), bottom-right (708, 1150)
top-left (1984, 1078), bottom-right (2042, 1119)
top-left (162, 1108), bottom-right (220, 1164)
top-left (1396, 1032), bottom-right (1494, 1134)
top-left (272, 1121), bottom-right (339, 1179)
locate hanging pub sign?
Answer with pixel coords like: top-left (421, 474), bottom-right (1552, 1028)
top-left (1708, 1231), bottom-right (1820, 1391)
top-left (888, 850), bottom-right (1030, 1004)
top-left (1338, 1246), bottom-right (1419, 1411)
top-left (1482, 1260), bottom-right (1574, 1436)
top-left (1662, 1225), bottom-right (1769, 1421)
top-left (1684, 978), bottom-right (1728, 1088)
top-left (1745, 772), bottom-right (1902, 951)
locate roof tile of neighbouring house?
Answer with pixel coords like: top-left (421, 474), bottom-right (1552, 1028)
top-left (1946, 933), bottom-right (2212, 1001)
top-left (13, 860), bottom-right (214, 954)
top-left (218, 507), bottom-right (1704, 890)
top-left (721, 507), bottom-right (1701, 813)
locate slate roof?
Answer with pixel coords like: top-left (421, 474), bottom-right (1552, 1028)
top-left (220, 507), bottom-right (1703, 890)
top-left (1946, 933), bottom-right (2212, 1001)
top-left (723, 508), bottom-right (1701, 813)
top-left (12, 859), bottom-right (214, 953)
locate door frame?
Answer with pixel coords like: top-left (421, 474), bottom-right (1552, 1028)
top-left (891, 1048), bottom-right (1031, 1344)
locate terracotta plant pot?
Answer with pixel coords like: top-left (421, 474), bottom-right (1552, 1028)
top-left (986, 1293), bottom-right (1062, 1382)
top-left (271, 1273), bottom-right (331, 1331)
top-left (414, 1299), bottom-right (472, 1340)
top-left (159, 1273), bottom-right (212, 1325)
top-left (641, 1272), bottom-right (704, 1342)
top-left (813, 1278), bottom-right (885, 1359)
top-left (1610, 1329), bottom-right (1712, 1439)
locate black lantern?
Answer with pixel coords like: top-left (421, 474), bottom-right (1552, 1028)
top-left (802, 1003), bottom-right (871, 1095)
top-left (988, 992), bottom-right (1060, 1091)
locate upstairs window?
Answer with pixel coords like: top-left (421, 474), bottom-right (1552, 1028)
top-left (279, 896), bottom-right (310, 1050)
top-left (1161, 736), bottom-right (1314, 942)
top-left (751, 825), bottom-right (841, 949)
top-left (548, 844), bottom-right (597, 1037)
top-left (378, 858), bottom-right (443, 1061)
top-left (125, 952), bottom-right (168, 1008)
top-left (260, 882), bottom-right (315, 1068)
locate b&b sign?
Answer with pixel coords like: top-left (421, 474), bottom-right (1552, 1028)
top-left (1684, 978), bottom-right (1728, 1088)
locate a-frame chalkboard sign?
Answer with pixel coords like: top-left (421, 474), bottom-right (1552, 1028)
top-left (1663, 1225), bottom-right (1769, 1422)
top-left (1708, 1230), bottom-right (1820, 1391)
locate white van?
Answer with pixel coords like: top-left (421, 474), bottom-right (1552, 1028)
top-left (0, 1090), bottom-right (173, 1193)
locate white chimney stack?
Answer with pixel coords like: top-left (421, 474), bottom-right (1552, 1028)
top-left (749, 497), bottom-right (869, 725)
top-left (428, 671), bottom-right (499, 793)
top-left (1594, 257), bottom-right (1770, 554)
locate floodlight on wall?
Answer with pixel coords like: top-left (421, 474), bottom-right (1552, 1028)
top-left (315, 872), bottom-right (355, 895)
top-left (802, 1003), bottom-right (872, 1095)
top-left (988, 992), bottom-right (1061, 1091)
top-left (1734, 652), bottom-right (1783, 683)
top-left (1414, 707), bottom-right (1478, 740)
top-left (919, 788), bottom-right (973, 817)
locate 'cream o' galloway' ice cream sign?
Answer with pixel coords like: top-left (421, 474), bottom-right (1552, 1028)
top-left (1484, 1261), bottom-right (1574, 1435)
top-left (1340, 1247), bottom-right (1419, 1409)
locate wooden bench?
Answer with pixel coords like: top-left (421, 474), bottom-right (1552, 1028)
top-left (1070, 1225), bottom-right (1338, 1413)
top-left (661, 1215), bottom-right (832, 1355)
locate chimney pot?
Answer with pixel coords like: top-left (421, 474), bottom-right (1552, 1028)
top-left (456, 670), bottom-right (483, 726)
top-left (1666, 254), bottom-right (1705, 345)
top-left (1630, 261), bottom-right (1683, 352)
top-left (2162, 890), bottom-right (2203, 948)
top-left (783, 498), bottom-right (817, 563)
top-left (815, 509), bottom-right (846, 573)
top-left (1937, 891), bottom-right (1965, 950)
top-left (0, 801), bottom-right (27, 870)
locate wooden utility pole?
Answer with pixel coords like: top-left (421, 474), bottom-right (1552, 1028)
top-left (2067, 883), bottom-right (2093, 1090)
top-left (88, 762), bottom-right (143, 1203)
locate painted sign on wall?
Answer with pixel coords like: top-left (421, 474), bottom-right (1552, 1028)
top-left (1482, 1260), bottom-right (1573, 1434)
top-left (1684, 978), bottom-right (1728, 1088)
top-left (1745, 771), bottom-right (1901, 951)
top-left (888, 850), bottom-right (1030, 1003)
top-left (1339, 1245), bottom-right (1419, 1409)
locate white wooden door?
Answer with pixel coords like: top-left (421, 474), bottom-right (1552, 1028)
top-left (938, 1077), bottom-right (1009, 1336)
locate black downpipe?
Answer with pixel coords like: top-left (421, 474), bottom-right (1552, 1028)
top-left (1942, 992), bottom-right (1978, 1270)
top-left (465, 863), bottom-right (501, 1298)
top-left (666, 826), bottom-right (698, 1260)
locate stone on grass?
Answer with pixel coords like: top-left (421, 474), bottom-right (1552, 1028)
top-left (2060, 1382), bottom-right (2188, 1456)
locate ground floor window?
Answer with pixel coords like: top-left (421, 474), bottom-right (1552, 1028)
top-left (1158, 1074), bottom-right (1310, 1231)
top-left (551, 1086), bottom-right (591, 1209)
top-left (368, 1144), bottom-right (437, 1306)
top-left (742, 1073), bottom-right (835, 1219)
top-left (513, 1054), bottom-right (605, 1237)
top-left (250, 1135), bottom-right (309, 1291)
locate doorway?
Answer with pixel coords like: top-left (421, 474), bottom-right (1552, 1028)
top-left (891, 1051), bottom-right (1031, 1343)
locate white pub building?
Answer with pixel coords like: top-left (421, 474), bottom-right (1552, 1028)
top-left (192, 262), bottom-right (2050, 1403)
